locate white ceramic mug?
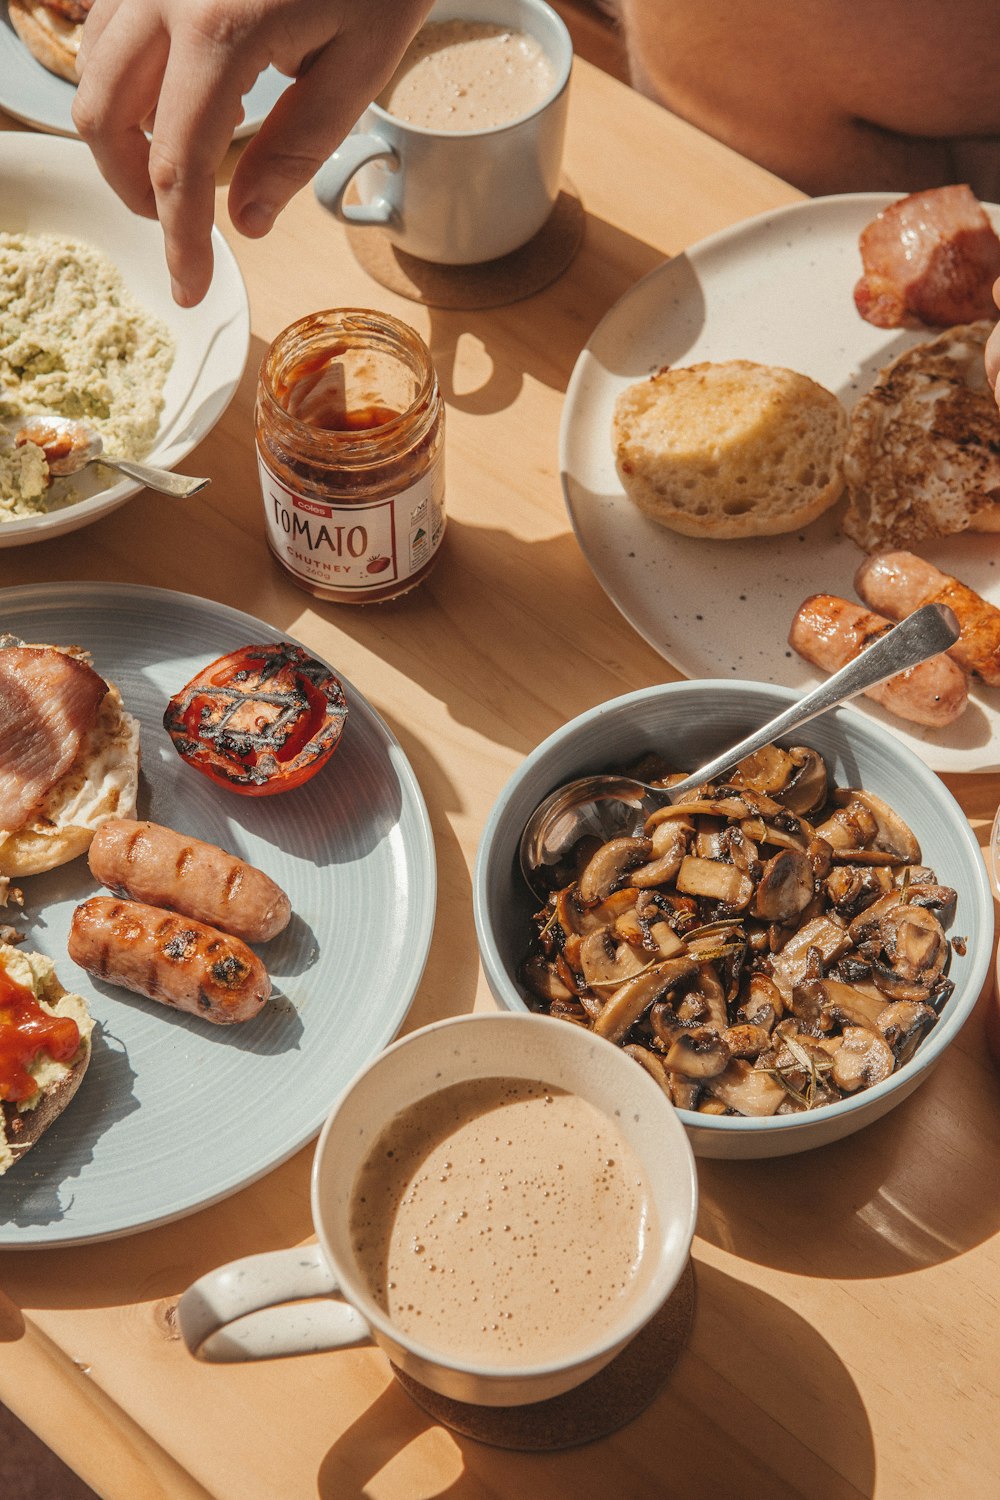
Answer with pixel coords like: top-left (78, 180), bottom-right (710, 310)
top-left (313, 0), bottom-right (572, 264)
top-left (177, 1012), bottom-right (698, 1408)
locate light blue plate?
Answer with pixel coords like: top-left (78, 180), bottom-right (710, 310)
top-left (0, 6), bottom-right (291, 138)
top-left (0, 583), bottom-right (436, 1246)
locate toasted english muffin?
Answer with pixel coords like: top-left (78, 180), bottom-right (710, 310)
top-left (0, 643), bottom-right (141, 878)
top-left (612, 360), bottom-right (848, 539)
top-left (8, 0), bottom-right (85, 83)
top-left (0, 944), bottom-right (93, 1175)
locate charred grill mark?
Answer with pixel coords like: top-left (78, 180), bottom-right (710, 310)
top-left (209, 952), bottom-right (250, 988)
top-left (161, 927), bottom-right (198, 962)
top-left (223, 866), bottom-right (245, 904)
top-left (175, 847), bottom-right (195, 880)
top-left (124, 827), bottom-right (146, 866)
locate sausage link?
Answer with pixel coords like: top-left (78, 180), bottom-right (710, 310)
top-left (68, 897), bottom-right (271, 1024)
top-left (88, 819), bottom-right (291, 944)
top-left (855, 551), bottom-right (1000, 686)
top-left (789, 594), bottom-right (968, 727)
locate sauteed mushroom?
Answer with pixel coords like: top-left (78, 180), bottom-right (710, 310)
top-left (519, 744), bottom-right (959, 1117)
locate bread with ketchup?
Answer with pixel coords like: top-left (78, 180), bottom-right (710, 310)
top-left (8, 0), bottom-right (91, 83)
top-left (0, 943), bottom-right (92, 1174)
top-left (0, 638), bottom-right (141, 878)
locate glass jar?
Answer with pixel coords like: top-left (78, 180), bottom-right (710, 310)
top-left (255, 309), bottom-right (445, 603)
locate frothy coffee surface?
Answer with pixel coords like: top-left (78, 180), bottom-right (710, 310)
top-left (378, 20), bottom-right (557, 132)
top-left (349, 1077), bottom-right (659, 1368)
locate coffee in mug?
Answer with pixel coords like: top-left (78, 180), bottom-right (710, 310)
top-left (177, 1013), bottom-right (697, 1409)
top-left (349, 1075), bottom-right (660, 1368)
top-left (313, 0), bottom-right (572, 265)
top-left (377, 20), bottom-right (558, 132)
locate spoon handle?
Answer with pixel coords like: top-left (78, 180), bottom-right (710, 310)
top-left (100, 458), bottom-right (211, 498)
top-left (667, 603), bottom-right (960, 801)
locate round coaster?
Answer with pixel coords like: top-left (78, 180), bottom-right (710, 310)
top-left (343, 181), bottom-right (584, 310)
top-left (390, 1258), bottom-right (696, 1451)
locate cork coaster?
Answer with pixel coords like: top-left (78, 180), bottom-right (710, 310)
top-left (343, 180), bottom-right (584, 309)
top-left (390, 1258), bottom-right (696, 1451)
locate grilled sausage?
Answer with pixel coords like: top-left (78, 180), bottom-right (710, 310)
top-left (68, 897), bottom-right (271, 1024)
top-left (88, 819), bottom-right (291, 944)
top-left (855, 551), bottom-right (1000, 686)
top-left (789, 594), bottom-right (968, 727)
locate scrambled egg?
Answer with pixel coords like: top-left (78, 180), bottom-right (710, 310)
top-left (0, 231), bottom-right (174, 521)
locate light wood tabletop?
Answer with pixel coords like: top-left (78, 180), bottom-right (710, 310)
top-left (2, 52), bottom-right (999, 1500)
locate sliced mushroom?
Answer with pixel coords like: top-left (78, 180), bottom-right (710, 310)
top-left (831, 1026), bottom-right (895, 1092)
top-left (631, 817), bottom-right (690, 888)
top-left (705, 1059), bottom-right (787, 1116)
top-left (669, 1076), bottom-right (704, 1110)
top-left (675, 855), bottom-right (755, 908)
top-left (727, 743), bottom-right (799, 798)
top-left (861, 904), bottom-right (950, 1004)
top-left (817, 790), bottom-right (921, 864)
top-left (848, 886), bottom-right (956, 944)
top-left (722, 1023), bottom-right (773, 1059)
top-left (736, 972), bottom-right (784, 1031)
top-left (690, 961), bottom-right (729, 1030)
top-left (576, 838), bottom-right (653, 905)
top-left (824, 863), bottom-right (895, 918)
top-left (664, 1026), bottom-right (731, 1079)
top-left (767, 914), bottom-right (852, 1001)
top-left (647, 919), bottom-right (687, 959)
top-left (623, 1043), bottom-right (673, 1095)
top-left (593, 955), bottom-right (697, 1043)
top-left (876, 1000), bottom-right (937, 1062)
top-left (520, 953), bottom-right (575, 1005)
top-left (779, 748), bottom-right (829, 816)
top-left (753, 848), bottom-right (815, 923)
top-left (579, 928), bottom-right (647, 990)
top-left (794, 977), bottom-right (887, 1033)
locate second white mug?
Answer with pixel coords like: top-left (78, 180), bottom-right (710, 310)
top-left (313, 0), bottom-right (572, 265)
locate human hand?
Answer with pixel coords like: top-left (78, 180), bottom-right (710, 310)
top-left (72, 0), bottom-right (433, 307)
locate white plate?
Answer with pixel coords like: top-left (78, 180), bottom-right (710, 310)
top-left (0, 132), bottom-right (249, 546)
top-left (0, 583), bottom-right (436, 1247)
top-left (0, 6), bottom-right (291, 139)
top-left (561, 192), bottom-right (1000, 774)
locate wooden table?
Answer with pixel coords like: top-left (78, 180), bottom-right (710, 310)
top-left (2, 57), bottom-right (999, 1500)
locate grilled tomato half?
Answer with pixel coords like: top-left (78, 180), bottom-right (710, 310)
top-left (163, 643), bottom-right (348, 795)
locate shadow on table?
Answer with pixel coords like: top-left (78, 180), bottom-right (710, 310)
top-left (696, 1006), bottom-right (1000, 1278)
top-left (316, 1260), bottom-right (875, 1500)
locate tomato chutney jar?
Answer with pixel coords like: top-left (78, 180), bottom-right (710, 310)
top-left (255, 308), bottom-right (445, 603)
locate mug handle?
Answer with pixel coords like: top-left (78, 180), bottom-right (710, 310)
top-left (177, 1244), bottom-right (372, 1362)
top-left (313, 135), bottom-right (399, 227)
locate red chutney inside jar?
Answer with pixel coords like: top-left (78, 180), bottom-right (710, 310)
top-left (255, 309), bottom-right (446, 604)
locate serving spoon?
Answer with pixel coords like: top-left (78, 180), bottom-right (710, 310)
top-left (519, 602), bottom-right (960, 899)
top-left (13, 415), bottom-right (210, 498)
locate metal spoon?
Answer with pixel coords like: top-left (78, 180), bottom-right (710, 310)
top-left (519, 602), bottom-right (960, 898)
top-left (13, 415), bottom-right (210, 498)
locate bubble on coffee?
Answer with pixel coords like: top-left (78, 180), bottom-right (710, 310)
top-left (348, 1077), bottom-right (660, 1367)
top-left (377, 20), bottom-right (557, 132)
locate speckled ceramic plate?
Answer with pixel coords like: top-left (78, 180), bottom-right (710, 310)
top-left (0, 6), bottom-right (291, 139)
top-left (561, 192), bottom-right (1000, 774)
top-left (0, 583), bottom-right (436, 1247)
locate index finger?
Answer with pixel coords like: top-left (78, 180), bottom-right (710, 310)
top-left (145, 32), bottom-right (254, 303)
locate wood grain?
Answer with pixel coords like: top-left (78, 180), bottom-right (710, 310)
top-left (1, 51), bottom-right (998, 1500)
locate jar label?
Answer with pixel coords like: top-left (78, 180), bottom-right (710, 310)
top-left (257, 453), bottom-right (445, 591)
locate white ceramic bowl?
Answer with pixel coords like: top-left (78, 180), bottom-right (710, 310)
top-left (0, 133), bottom-right (249, 546)
top-left (473, 680), bottom-right (995, 1158)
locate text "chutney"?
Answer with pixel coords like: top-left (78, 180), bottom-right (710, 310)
top-left (255, 309), bottom-right (445, 603)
